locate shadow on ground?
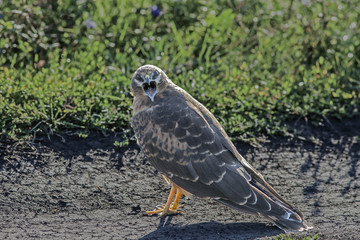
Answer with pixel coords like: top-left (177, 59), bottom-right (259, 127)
top-left (140, 219), bottom-right (282, 240)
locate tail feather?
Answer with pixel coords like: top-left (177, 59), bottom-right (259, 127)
top-left (264, 213), bottom-right (313, 232)
top-left (215, 197), bottom-right (313, 232)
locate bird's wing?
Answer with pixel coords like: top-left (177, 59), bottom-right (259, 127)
top-left (195, 99), bottom-right (303, 215)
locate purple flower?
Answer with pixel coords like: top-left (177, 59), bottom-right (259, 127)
top-left (84, 18), bottom-right (97, 29)
top-left (151, 5), bottom-right (161, 17)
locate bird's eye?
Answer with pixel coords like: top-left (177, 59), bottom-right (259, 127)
top-left (153, 70), bottom-right (159, 77)
top-left (135, 74), bottom-right (142, 81)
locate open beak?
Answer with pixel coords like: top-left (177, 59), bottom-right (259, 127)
top-left (143, 75), bottom-right (157, 102)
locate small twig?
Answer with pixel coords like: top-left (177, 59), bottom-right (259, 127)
top-left (322, 115), bottom-right (338, 133)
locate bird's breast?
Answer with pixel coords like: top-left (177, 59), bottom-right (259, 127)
top-left (132, 108), bottom-right (154, 146)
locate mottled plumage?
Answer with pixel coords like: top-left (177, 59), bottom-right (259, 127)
top-left (130, 65), bottom-right (312, 232)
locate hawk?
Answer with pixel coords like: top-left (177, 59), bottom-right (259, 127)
top-left (130, 65), bottom-right (312, 232)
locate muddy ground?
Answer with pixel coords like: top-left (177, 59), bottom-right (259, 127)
top-left (0, 117), bottom-right (359, 239)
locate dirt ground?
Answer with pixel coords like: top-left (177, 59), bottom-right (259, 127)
top-left (1, 117), bottom-right (359, 240)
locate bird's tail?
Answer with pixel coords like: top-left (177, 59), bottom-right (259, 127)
top-left (215, 197), bottom-right (313, 232)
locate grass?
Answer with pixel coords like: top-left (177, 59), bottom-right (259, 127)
top-left (273, 233), bottom-right (319, 240)
top-left (1, 0), bottom-right (359, 142)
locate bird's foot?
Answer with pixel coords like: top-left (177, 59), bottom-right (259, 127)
top-left (146, 204), bottom-right (183, 217)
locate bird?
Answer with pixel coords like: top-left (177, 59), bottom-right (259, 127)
top-left (130, 64), bottom-right (313, 232)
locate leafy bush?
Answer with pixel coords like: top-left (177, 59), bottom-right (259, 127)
top-left (0, 0), bottom-right (359, 141)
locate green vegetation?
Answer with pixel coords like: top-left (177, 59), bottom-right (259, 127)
top-left (1, 0), bottom-right (359, 142)
top-left (273, 233), bottom-right (319, 240)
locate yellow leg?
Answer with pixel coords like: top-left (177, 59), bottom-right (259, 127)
top-left (171, 189), bottom-right (182, 209)
top-left (146, 186), bottom-right (183, 216)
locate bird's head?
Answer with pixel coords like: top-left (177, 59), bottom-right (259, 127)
top-left (131, 65), bottom-right (169, 102)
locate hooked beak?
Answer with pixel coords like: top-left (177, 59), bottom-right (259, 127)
top-left (143, 75), bottom-right (157, 102)
top-left (145, 75), bottom-right (150, 85)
